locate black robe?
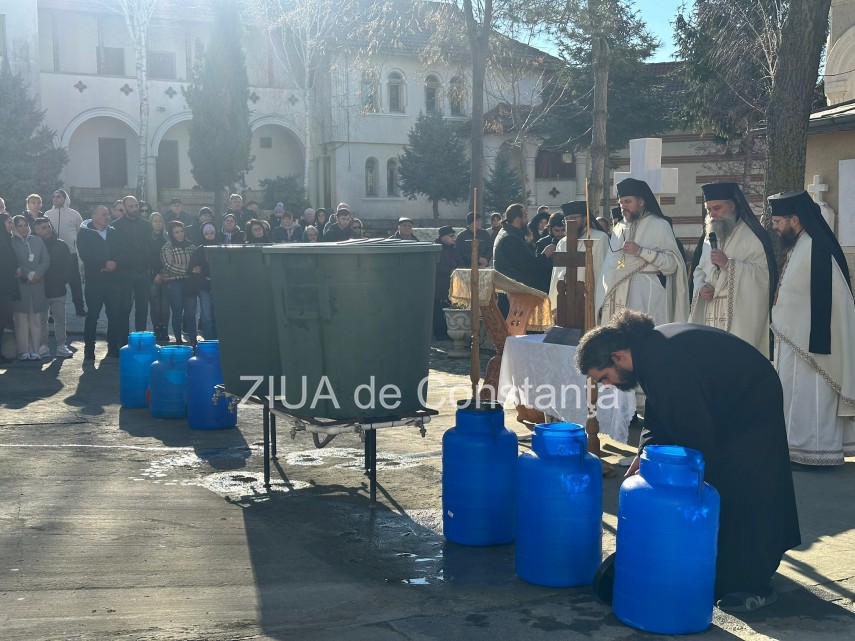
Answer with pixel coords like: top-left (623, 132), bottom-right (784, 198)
top-left (632, 323), bottom-right (800, 597)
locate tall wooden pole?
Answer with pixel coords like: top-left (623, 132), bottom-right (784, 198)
top-left (590, 35), bottom-right (610, 218)
top-left (470, 188), bottom-right (480, 401)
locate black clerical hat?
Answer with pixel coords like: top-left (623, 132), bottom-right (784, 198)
top-left (767, 190), bottom-right (815, 218)
top-left (437, 225), bottom-right (455, 237)
top-left (616, 178), bottom-right (665, 218)
top-left (701, 182), bottom-right (738, 202)
top-left (615, 178), bottom-right (649, 198)
top-left (560, 201), bottom-right (587, 217)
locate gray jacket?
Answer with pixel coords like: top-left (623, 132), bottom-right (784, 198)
top-left (11, 233), bottom-right (50, 314)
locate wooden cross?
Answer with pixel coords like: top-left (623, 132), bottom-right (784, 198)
top-left (551, 219), bottom-right (587, 329)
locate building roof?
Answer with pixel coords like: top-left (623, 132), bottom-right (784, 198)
top-left (808, 99), bottom-right (855, 132)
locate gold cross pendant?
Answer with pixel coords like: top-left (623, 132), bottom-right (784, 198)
top-left (617, 258), bottom-right (625, 269)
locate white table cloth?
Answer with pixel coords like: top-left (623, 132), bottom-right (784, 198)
top-left (497, 334), bottom-right (635, 444)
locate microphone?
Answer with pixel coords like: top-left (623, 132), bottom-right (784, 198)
top-left (708, 232), bottom-right (718, 250)
top-left (709, 232), bottom-right (719, 271)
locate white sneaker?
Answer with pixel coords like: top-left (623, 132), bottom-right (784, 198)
top-left (18, 352), bottom-right (30, 361)
top-left (56, 345), bottom-right (73, 358)
top-left (38, 345), bottom-right (51, 358)
top-left (28, 352), bottom-right (41, 361)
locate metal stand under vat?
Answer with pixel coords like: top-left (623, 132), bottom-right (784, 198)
top-left (213, 385), bottom-right (437, 505)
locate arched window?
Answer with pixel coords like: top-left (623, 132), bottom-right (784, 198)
top-left (388, 71), bottom-right (405, 113)
top-left (387, 158), bottom-right (399, 197)
top-left (361, 71), bottom-right (379, 113)
top-left (424, 74), bottom-right (440, 114)
top-left (449, 76), bottom-right (465, 116)
top-left (365, 158), bottom-right (379, 197)
top-left (534, 148), bottom-right (576, 180)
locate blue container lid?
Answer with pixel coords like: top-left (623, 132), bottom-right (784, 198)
top-left (456, 398), bottom-right (503, 412)
top-left (642, 445), bottom-right (703, 466)
top-left (640, 445), bottom-right (705, 492)
top-left (128, 331), bottom-right (156, 348)
top-left (195, 340), bottom-right (220, 355)
top-left (533, 422), bottom-right (586, 458)
top-left (156, 345), bottom-right (193, 363)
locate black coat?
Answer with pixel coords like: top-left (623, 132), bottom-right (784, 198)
top-left (633, 324), bottom-right (800, 597)
top-left (111, 215), bottom-right (150, 272)
top-left (147, 231), bottom-right (168, 275)
top-left (455, 228), bottom-right (493, 266)
top-left (185, 245), bottom-right (212, 296)
top-left (435, 241), bottom-right (463, 300)
top-left (493, 223), bottom-right (551, 292)
top-left (0, 232), bottom-right (20, 300)
top-left (324, 224), bottom-right (355, 242)
top-left (42, 234), bottom-right (73, 299)
top-left (77, 222), bottom-right (121, 279)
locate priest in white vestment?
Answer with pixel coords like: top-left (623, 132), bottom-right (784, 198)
top-left (769, 190), bottom-right (855, 466)
top-left (548, 201), bottom-right (608, 314)
top-left (689, 182), bottom-right (777, 357)
top-left (601, 178), bottom-right (689, 326)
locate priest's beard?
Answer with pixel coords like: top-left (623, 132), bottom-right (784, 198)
top-left (612, 364), bottom-right (639, 392)
top-left (778, 226), bottom-right (799, 250)
top-left (705, 212), bottom-right (737, 240)
top-left (624, 208), bottom-right (644, 223)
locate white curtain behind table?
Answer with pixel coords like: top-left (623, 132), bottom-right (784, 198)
top-left (497, 334), bottom-right (635, 444)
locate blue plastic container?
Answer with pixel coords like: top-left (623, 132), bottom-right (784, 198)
top-left (516, 423), bottom-right (603, 587)
top-left (613, 445), bottom-right (720, 634)
top-left (120, 332), bottom-right (158, 408)
top-left (442, 400), bottom-right (518, 546)
top-left (187, 341), bottom-right (237, 430)
top-left (149, 345), bottom-right (193, 419)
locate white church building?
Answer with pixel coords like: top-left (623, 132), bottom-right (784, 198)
top-left (0, 0), bottom-right (585, 222)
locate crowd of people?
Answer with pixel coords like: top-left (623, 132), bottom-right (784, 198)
top-left (0, 192), bottom-right (372, 365)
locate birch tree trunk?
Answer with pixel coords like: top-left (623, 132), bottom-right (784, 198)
top-left (741, 125), bottom-right (755, 196)
top-left (303, 88), bottom-right (313, 202)
top-left (133, 38), bottom-right (149, 200)
top-left (112, 0), bottom-right (158, 201)
top-left (764, 0), bottom-right (831, 198)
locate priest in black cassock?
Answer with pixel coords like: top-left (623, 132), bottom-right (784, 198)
top-left (576, 309), bottom-right (800, 613)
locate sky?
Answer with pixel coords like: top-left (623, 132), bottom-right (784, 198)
top-left (639, 0), bottom-right (690, 62)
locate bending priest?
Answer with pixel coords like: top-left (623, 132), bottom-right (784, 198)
top-left (689, 182), bottom-right (777, 357)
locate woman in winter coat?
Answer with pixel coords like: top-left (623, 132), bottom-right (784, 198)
top-left (186, 222), bottom-right (218, 340)
top-left (244, 218), bottom-right (271, 244)
top-left (10, 215), bottom-right (50, 360)
top-left (0, 213), bottom-right (20, 364)
top-left (147, 213), bottom-right (171, 342)
top-left (160, 221), bottom-right (196, 345)
top-left (221, 213), bottom-right (244, 245)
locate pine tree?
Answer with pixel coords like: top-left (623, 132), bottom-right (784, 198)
top-left (0, 72), bottom-right (67, 211)
top-left (183, 0), bottom-right (253, 216)
top-left (484, 153), bottom-right (526, 213)
top-left (398, 111), bottom-right (470, 219)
